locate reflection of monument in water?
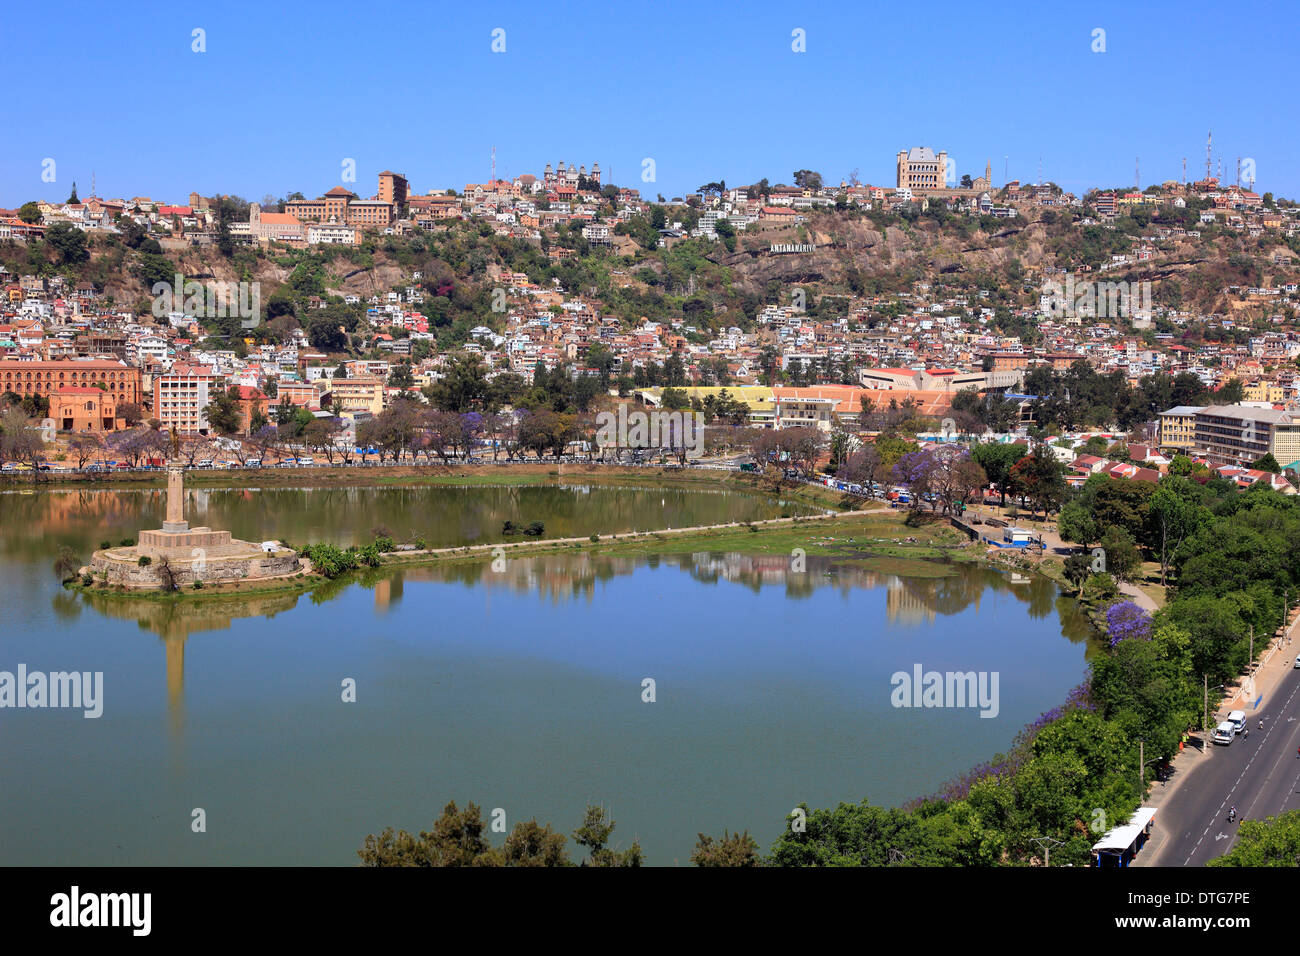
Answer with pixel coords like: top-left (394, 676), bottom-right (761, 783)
top-left (87, 437), bottom-right (301, 588)
top-left (80, 589), bottom-right (302, 739)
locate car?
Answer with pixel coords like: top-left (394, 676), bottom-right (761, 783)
top-left (297, 457), bottom-right (314, 465)
top-left (197, 460), bottom-right (214, 469)
top-left (1227, 709), bottom-right (1247, 734)
top-left (245, 459), bottom-right (262, 468)
top-left (1212, 721), bottom-right (1235, 745)
top-left (1294, 655), bottom-right (1300, 670)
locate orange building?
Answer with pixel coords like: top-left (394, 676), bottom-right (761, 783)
top-left (232, 386), bottom-right (270, 432)
top-left (49, 386), bottom-right (122, 432)
top-left (0, 360), bottom-right (142, 406)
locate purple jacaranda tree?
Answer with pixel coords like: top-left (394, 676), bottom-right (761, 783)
top-left (1106, 600), bottom-right (1152, 648)
top-left (891, 450), bottom-right (940, 510)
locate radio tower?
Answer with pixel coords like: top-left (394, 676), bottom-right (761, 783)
top-left (1205, 130), bottom-right (1212, 181)
top-left (490, 146), bottom-right (496, 185)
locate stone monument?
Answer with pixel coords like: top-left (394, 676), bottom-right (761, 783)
top-left (87, 437), bottom-right (301, 589)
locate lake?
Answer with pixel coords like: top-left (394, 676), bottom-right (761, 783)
top-left (0, 485), bottom-right (1097, 865)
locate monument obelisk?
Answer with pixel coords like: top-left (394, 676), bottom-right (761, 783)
top-left (162, 426), bottom-right (188, 532)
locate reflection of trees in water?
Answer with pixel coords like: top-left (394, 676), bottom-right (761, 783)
top-left (3, 486), bottom-right (795, 558)
top-left (79, 588), bottom-right (302, 640)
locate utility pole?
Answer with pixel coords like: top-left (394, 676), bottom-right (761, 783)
top-left (1203, 674), bottom-right (1208, 732)
top-left (1032, 835), bottom-right (1063, 868)
top-left (1139, 740), bottom-right (1144, 787)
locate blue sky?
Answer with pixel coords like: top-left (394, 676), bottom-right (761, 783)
top-left (5, 0), bottom-right (1297, 208)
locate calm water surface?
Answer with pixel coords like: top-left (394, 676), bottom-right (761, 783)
top-left (0, 486), bottom-right (1098, 865)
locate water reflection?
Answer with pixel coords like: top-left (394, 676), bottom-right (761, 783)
top-left (78, 590), bottom-right (303, 743)
top-left (65, 552), bottom-right (1098, 741)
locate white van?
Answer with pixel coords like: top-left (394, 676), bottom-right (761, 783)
top-left (1212, 721), bottom-right (1235, 745)
top-left (1227, 710), bottom-right (1247, 735)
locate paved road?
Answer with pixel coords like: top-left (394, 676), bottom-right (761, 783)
top-left (1154, 661), bottom-right (1300, 865)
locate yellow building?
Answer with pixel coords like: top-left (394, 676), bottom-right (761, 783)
top-left (326, 377), bottom-right (385, 417)
top-left (1157, 405), bottom-right (1203, 452)
top-left (1242, 381), bottom-right (1289, 403)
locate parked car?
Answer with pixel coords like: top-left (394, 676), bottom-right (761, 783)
top-left (1227, 709), bottom-right (1247, 734)
top-left (245, 458), bottom-right (262, 468)
top-left (1212, 721), bottom-right (1235, 745)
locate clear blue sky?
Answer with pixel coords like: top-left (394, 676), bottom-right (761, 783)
top-left (6, 0), bottom-right (1297, 208)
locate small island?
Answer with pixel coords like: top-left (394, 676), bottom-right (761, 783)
top-left (87, 448), bottom-right (301, 590)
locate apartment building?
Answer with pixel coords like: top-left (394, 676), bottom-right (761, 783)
top-left (1191, 405), bottom-right (1300, 467)
top-left (326, 377), bottom-right (385, 417)
top-left (154, 371), bottom-right (217, 434)
top-left (377, 171), bottom-right (409, 217)
top-left (1157, 405), bottom-right (1203, 451)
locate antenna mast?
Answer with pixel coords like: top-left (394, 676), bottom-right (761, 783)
top-left (490, 146), bottom-right (496, 185)
top-left (1205, 130), bottom-right (1212, 180)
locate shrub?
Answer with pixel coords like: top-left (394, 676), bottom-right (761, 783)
top-left (119, 537), bottom-right (136, 547)
top-left (373, 536), bottom-right (396, 553)
top-left (137, 555), bottom-right (152, 567)
top-left (524, 521), bottom-right (545, 536)
top-left (100, 540), bottom-right (112, 550)
top-left (80, 573), bottom-right (93, 587)
top-left (589, 534), bottom-right (599, 542)
top-left (192, 579), bottom-right (203, 589)
top-left (300, 543), bottom-right (361, 579)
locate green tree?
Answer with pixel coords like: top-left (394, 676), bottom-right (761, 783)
top-left (572, 805), bottom-right (642, 867)
top-left (691, 830), bottom-right (760, 867)
top-left (44, 222), bottom-right (89, 265)
top-left (205, 387), bottom-right (243, 436)
top-left (1252, 452), bottom-right (1281, 473)
top-left (1058, 500), bottom-right (1100, 547)
top-left (1208, 810), bottom-right (1300, 866)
